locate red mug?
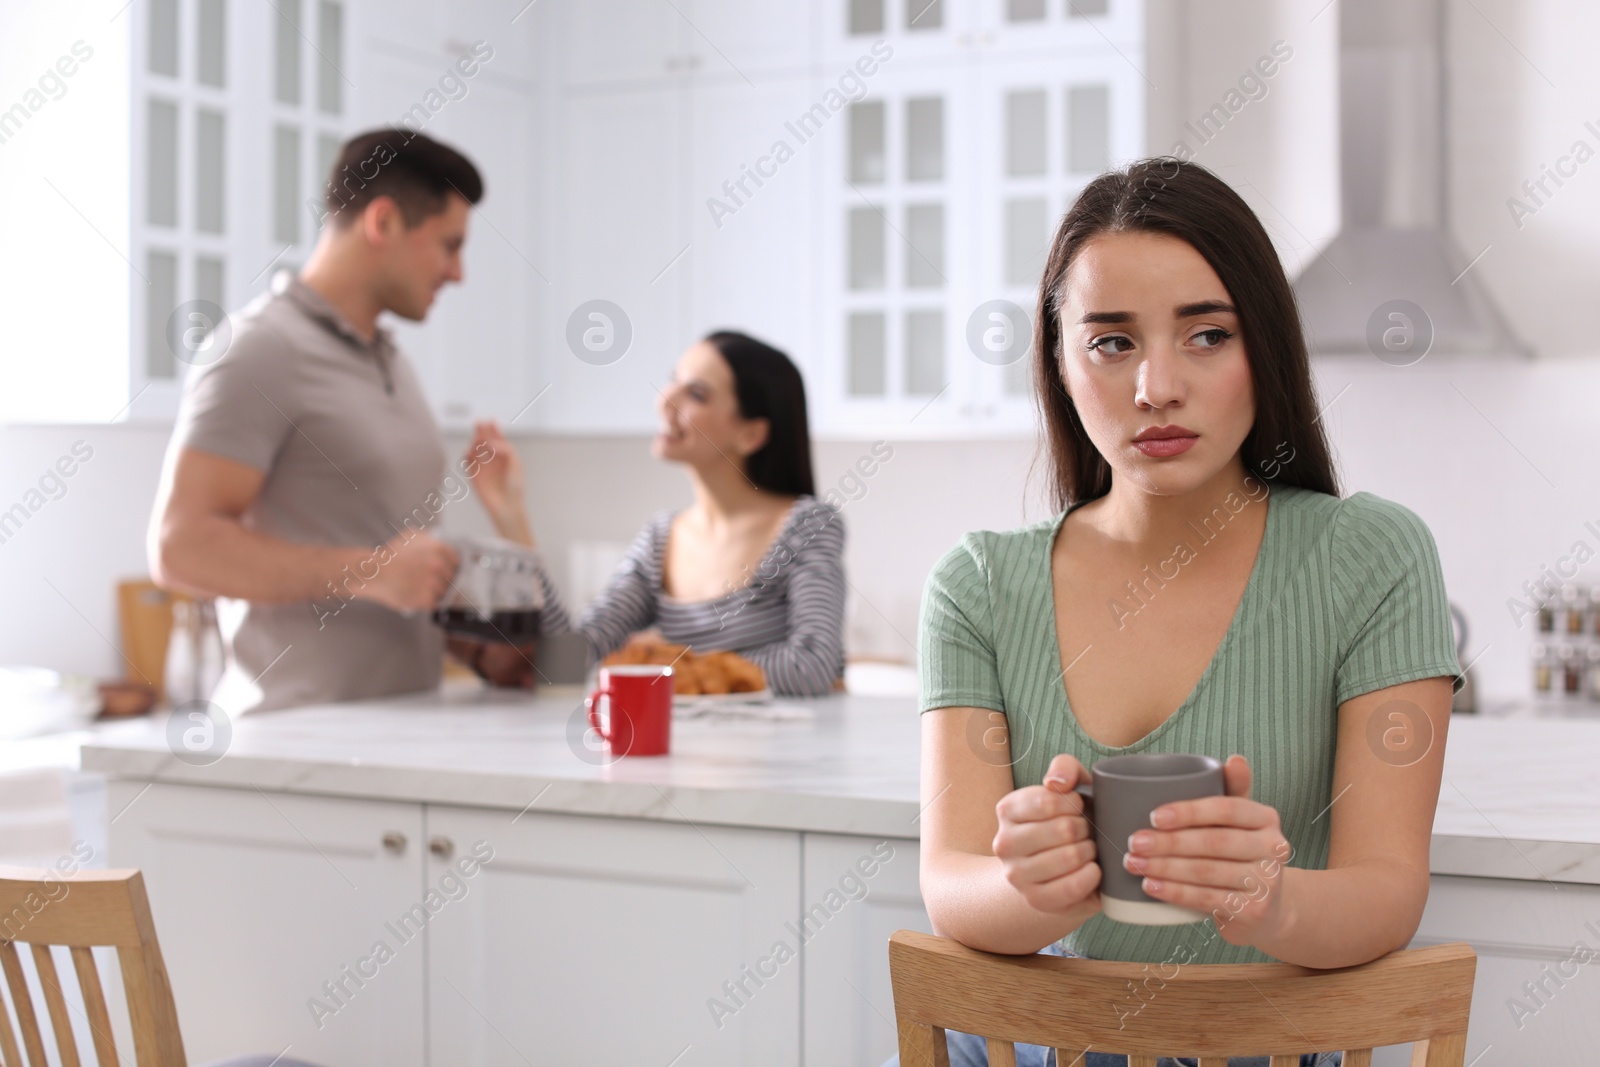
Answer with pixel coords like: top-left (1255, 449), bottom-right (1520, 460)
top-left (585, 665), bottom-right (673, 757)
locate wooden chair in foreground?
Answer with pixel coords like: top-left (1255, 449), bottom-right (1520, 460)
top-left (889, 929), bottom-right (1477, 1067)
top-left (0, 866), bottom-right (186, 1066)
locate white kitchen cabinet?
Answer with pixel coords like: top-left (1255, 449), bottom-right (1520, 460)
top-left (689, 0), bottom-right (816, 77)
top-left (973, 0), bottom-right (1144, 57)
top-left (687, 72), bottom-right (823, 384)
top-left (539, 84), bottom-right (689, 432)
top-left (558, 0), bottom-right (811, 89)
top-left (959, 50), bottom-right (1144, 432)
top-left (821, 0), bottom-right (975, 67)
top-left (556, 0), bottom-right (689, 89)
top-left (413, 74), bottom-right (542, 426)
top-left (349, 15), bottom-right (543, 430)
top-left (811, 2), bottom-right (1147, 438)
top-left (817, 57), bottom-right (980, 433)
top-left (536, 3), bottom-right (822, 435)
top-left (122, 0), bottom-right (543, 431)
top-left (1396, 875), bottom-right (1600, 1066)
top-left (105, 781), bottom-right (428, 1066)
top-left (111, 0), bottom-right (1150, 439)
top-left (423, 804), bottom-right (803, 1066)
top-left (346, 48), bottom-right (542, 428)
top-left (801, 833), bottom-right (931, 1067)
top-left (128, 0), bottom-right (367, 421)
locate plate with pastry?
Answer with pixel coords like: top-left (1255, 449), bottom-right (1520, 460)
top-left (601, 638), bottom-right (771, 707)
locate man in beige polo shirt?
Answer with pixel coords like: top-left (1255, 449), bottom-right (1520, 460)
top-left (149, 129), bottom-right (526, 713)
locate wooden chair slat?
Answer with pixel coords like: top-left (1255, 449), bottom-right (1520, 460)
top-left (31, 944), bottom-right (82, 1067)
top-left (1054, 1049), bottom-right (1092, 1067)
top-left (0, 942), bottom-right (49, 1067)
top-left (1411, 1031), bottom-right (1468, 1067)
top-left (70, 947), bottom-right (120, 1067)
top-left (1343, 1049), bottom-right (1375, 1067)
top-left (0, 959), bottom-right (24, 1067)
top-left (887, 930), bottom-right (1478, 1066)
top-left (984, 1036), bottom-right (1017, 1067)
top-left (896, 1016), bottom-right (951, 1067)
top-left (120, 944), bottom-right (190, 1067)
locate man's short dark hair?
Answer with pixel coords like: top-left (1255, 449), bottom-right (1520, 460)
top-left (322, 129), bottom-right (483, 229)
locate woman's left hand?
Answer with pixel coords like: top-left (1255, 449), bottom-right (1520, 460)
top-left (1121, 754), bottom-right (1295, 948)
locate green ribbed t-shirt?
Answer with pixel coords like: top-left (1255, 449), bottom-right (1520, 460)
top-left (918, 485), bottom-right (1461, 965)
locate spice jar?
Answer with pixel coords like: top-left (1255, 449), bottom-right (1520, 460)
top-left (1538, 598), bottom-right (1556, 633)
top-left (1533, 643), bottom-right (1552, 694)
top-left (1564, 585), bottom-right (1588, 635)
top-left (1561, 645), bottom-right (1583, 695)
top-left (1588, 647), bottom-right (1600, 701)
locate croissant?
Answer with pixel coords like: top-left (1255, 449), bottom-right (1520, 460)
top-left (602, 638), bottom-right (767, 694)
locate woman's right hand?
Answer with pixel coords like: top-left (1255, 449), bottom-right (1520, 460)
top-left (992, 753), bottom-right (1103, 914)
top-left (466, 419), bottom-right (535, 547)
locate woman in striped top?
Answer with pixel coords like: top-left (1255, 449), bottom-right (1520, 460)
top-left (897, 160), bottom-right (1459, 1067)
top-left (469, 331), bottom-right (846, 697)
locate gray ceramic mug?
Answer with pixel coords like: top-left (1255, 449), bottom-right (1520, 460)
top-left (1073, 753), bottom-right (1226, 925)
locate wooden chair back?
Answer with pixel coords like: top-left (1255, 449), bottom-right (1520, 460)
top-left (0, 866), bottom-right (186, 1066)
top-left (889, 929), bottom-right (1476, 1066)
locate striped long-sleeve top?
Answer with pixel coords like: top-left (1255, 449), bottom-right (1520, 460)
top-left (539, 496), bottom-right (847, 696)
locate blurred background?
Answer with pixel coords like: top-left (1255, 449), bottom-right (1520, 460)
top-left (2, 0), bottom-right (1597, 707)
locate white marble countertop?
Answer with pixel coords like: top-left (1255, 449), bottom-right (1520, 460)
top-left (79, 687), bottom-right (1600, 884)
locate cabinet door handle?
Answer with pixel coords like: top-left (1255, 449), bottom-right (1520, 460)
top-left (381, 831), bottom-right (407, 854)
top-left (429, 836), bottom-right (454, 860)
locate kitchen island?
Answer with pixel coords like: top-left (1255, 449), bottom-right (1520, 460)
top-left (82, 688), bottom-right (1600, 1067)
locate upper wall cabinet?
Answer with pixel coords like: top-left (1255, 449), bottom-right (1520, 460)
top-left (123, 0), bottom-right (541, 429)
top-left (538, 84), bottom-right (690, 433)
top-left (532, 0), bottom-right (818, 434)
top-left (559, 0), bottom-right (688, 89)
top-left (815, 0), bottom-right (1145, 437)
top-left (129, 0), bottom-right (365, 420)
top-left (116, 0), bottom-right (1143, 438)
top-left (534, 0), bottom-right (1145, 439)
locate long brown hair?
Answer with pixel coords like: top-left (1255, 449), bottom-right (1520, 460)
top-left (1033, 157), bottom-right (1339, 511)
top-left (704, 330), bottom-right (817, 497)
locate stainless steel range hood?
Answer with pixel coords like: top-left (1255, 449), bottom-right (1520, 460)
top-left (1293, 0), bottom-right (1530, 358)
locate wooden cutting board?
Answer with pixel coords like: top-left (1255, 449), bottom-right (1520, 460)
top-left (116, 580), bottom-right (186, 700)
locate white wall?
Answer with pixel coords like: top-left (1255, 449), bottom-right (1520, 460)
top-left (0, 0), bottom-right (129, 423)
top-left (4, 0), bottom-right (1598, 707)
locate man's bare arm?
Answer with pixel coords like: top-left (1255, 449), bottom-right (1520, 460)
top-left (148, 446), bottom-right (457, 611)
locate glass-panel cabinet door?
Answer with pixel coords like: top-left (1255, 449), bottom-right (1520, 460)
top-left (825, 0), bottom-right (980, 67)
top-left (975, 0), bottom-right (1144, 56)
top-left (129, 0), bottom-right (354, 419)
top-left (967, 51), bottom-right (1144, 429)
top-left (819, 59), bottom-right (978, 434)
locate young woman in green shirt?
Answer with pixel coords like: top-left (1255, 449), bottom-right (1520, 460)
top-left (902, 159), bottom-right (1461, 1067)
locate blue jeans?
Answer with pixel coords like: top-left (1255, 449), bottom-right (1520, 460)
top-left (880, 943), bottom-right (1343, 1067)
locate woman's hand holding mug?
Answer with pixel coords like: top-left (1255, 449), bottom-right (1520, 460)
top-left (1123, 753), bottom-right (1295, 946)
top-left (991, 754), bottom-right (1104, 915)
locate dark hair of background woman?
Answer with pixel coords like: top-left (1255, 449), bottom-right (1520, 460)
top-left (1032, 157), bottom-right (1340, 511)
top-left (703, 331), bottom-right (817, 498)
